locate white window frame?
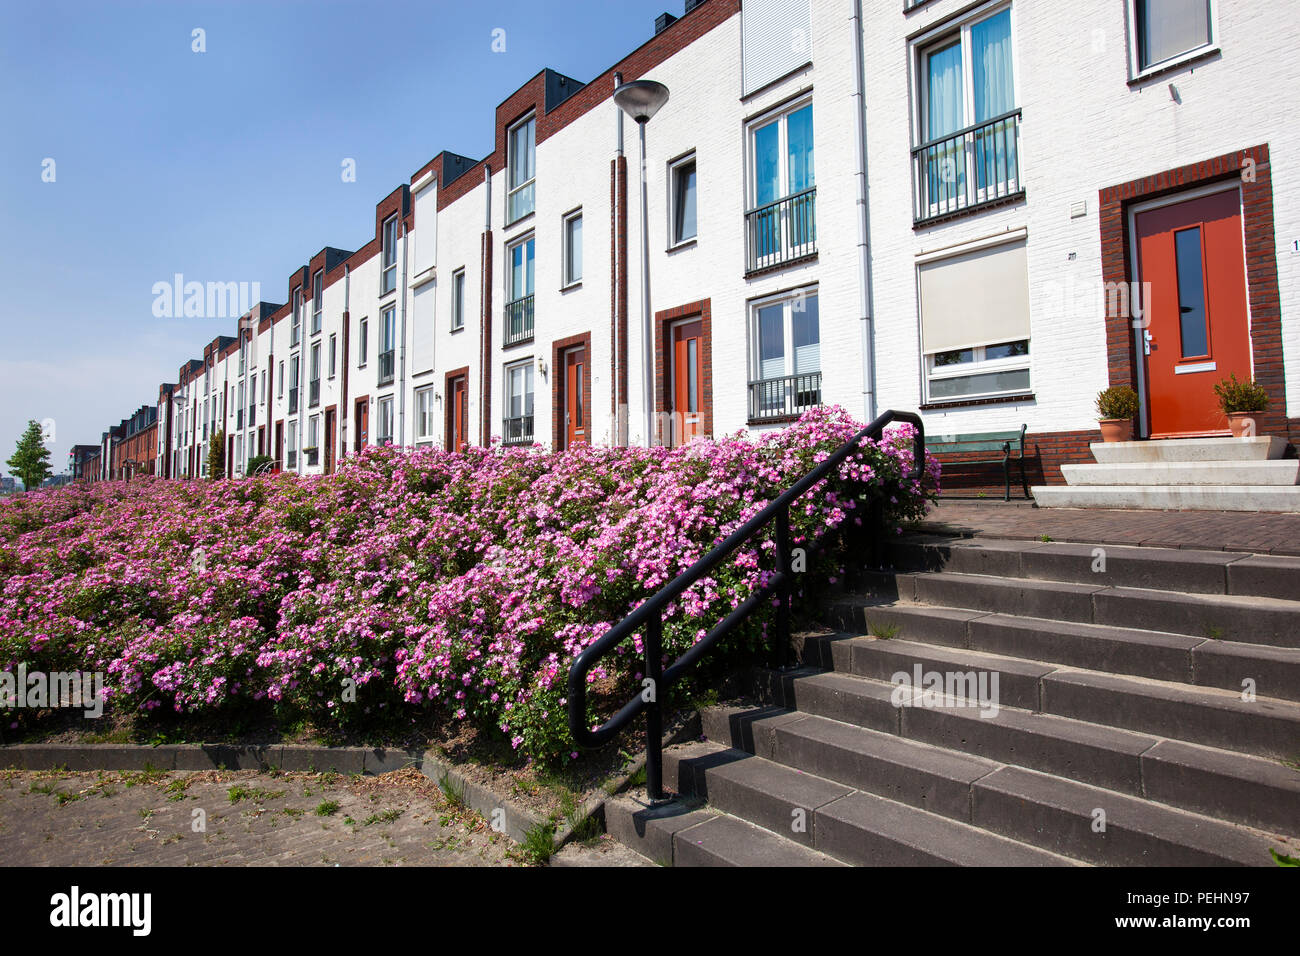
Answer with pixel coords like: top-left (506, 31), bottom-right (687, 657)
top-left (377, 396), bottom-right (395, 445)
top-left (506, 113), bottom-right (536, 224)
top-left (1127, 0), bottom-right (1218, 80)
top-left (506, 234), bottom-right (535, 303)
top-left (502, 358), bottom-right (534, 444)
top-left (381, 215), bottom-right (399, 295)
top-left (278, 360), bottom-right (284, 398)
top-left (287, 420), bottom-right (298, 470)
top-left (328, 333), bottom-right (337, 379)
top-left (358, 317), bottom-right (369, 367)
top-left (291, 288), bottom-right (302, 347)
top-left (746, 97), bottom-right (814, 210)
top-left (912, 1), bottom-right (1021, 214)
top-left (311, 269), bottom-right (323, 335)
top-left (562, 209), bottom-right (583, 287)
top-left (451, 269), bottom-right (466, 331)
top-left (669, 152), bottom-right (698, 247)
top-left (924, 340), bottom-right (1031, 404)
top-left (309, 342), bottom-right (321, 406)
top-left (415, 386), bottom-right (436, 445)
top-left (747, 287), bottom-right (822, 420)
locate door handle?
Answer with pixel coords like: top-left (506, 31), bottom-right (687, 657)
top-left (1143, 329), bottom-right (1153, 356)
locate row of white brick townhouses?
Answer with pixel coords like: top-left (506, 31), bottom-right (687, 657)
top-left (79, 0), bottom-right (1300, 488)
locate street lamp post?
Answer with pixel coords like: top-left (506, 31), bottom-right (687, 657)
top-left (612, 79), bottom-right (669, 450)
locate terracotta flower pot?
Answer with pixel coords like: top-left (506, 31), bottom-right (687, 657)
top-left (1226, 411), bottom-right (1260, 438)
top-left (1099, 418), bottom-right (1133, 442)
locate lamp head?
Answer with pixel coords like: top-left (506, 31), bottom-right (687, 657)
top-left (613, 80), bottom-right (670, 123)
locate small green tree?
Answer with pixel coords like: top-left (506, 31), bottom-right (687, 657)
top-left (207, 429), bottom-right (226, 480)
top-left (6, 420), bottom-right (53, 491)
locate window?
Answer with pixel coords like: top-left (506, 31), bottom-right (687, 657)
top-left (562, 210), bottom-right (583, 287)
top-left (309, 342), bottom-right (321, 407)
top-left (291, 289), bottom-right (302, 347)
top-left (235, 435), bottom-right (244, 476)
top-left (507, 114), bottom-right (536, 223)
top-left (505, 236), bottom-right (535, 346)
top-left (377, 397), bottom-right (394, 445)
top-left (747, 101), bottom-right (815, 272)
top-left (249, 373), bottom-right (256, 426)
top-left (278, 360), bottom-right (284, 398)
top-left (917, 236), bottom-right (1031, 403)
top-left (503, 360), bottom-right (534, 445)
top-left (311, 270), bottom-right (323, 335)
top-left (287, 420), bottom-right (298, 470)
top-left (329, 334), bottom-right (337, 378)
top-left (359, 317), bottom-right (369, 366)
top-left (914, 4), bottom-right (1020, 222)
top-left (238, 338), bottom-right (247, 375)
top-left (1132, 0), bottom-right (1214, 75)
top-left (415, 386), bottom-right (436, 445)
top-left (748, 288), bottom-right (821, 422)
top-left (670, 154), bottom-right (698, 246)
top-left (381, 215), bottom-right (399, 295)
top-left (236, 381), bottom-right (245, 430)
top-left (307, 415), bottom-right (319, 460)
top-left (451, 269), bottom-right (466, 331)
top-left (288, 354), bottom-right (300, 413)
top-left (379, 306), bottom-right (396, 384)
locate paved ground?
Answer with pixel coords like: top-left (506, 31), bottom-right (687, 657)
top-left (0, 767), bottom-right (531, 866)
top-left (919, 499), bottom-right (1300, 555)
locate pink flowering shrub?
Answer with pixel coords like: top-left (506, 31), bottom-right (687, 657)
top-left (0, 406), bottom-right (938, 762)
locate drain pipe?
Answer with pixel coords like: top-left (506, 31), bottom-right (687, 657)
top-left (400, 221), bottom-right (409, 446)
top-left (613, 71), bottom-right (624, 446)
top-left (851, 0), bottom-right (878, 422)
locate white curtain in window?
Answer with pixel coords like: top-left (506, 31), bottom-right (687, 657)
top-left (792, 295), bottom-right (820, 376)
top-left (757, 305), bottom-right (785, 381)
top-left (926, 41), bottom-right (963, 140)
top-left (972, 10), bottom-right (1014, 122)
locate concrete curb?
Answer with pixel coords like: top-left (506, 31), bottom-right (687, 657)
top-left (0, 742), bottom-right (423, 774)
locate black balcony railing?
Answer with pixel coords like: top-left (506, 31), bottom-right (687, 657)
top-left (288, 388), bottom-right (299, 414)
top-left (748, 371), bottom-right (823, 422)
top-left (912, 109), bottom-right (1022, 223)
top-left (745, 186), bottom-right (816, 275)
top-left (502, 415), bottom-right (534, 445)
top-left (378, 349), bottom-right (395, 385)
top-left (309, 379), bottom-right (320, 407)
top-left (504, 295), bottom-right (534, 347)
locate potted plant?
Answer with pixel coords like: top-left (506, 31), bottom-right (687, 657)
top-left (1095, 385), bottom-right (1140, 442)
top-left (1213, 373), bottom-right (1269, 438)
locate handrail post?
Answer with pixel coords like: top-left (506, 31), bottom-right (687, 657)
top-left (773, 507), bottom-right (792, 669)
top-left (645, 611), bottom-right (664, 801)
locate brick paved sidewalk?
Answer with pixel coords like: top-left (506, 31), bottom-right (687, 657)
top-left (918, 499), bottom-right (1300, 556)
top-left (0, 767), bottom-right (527, 866)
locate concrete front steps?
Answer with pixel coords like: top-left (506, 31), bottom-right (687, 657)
top-left (1034, 436), bottom-right (1300, 512)
top-left (605, 533), bottom-right (1299, 866)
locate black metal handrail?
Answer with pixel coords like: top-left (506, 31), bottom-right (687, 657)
top-left (745, 186), bottom-right (817, 275)
top-left (748, 371), bottom-right (823, 422)
top-left (912, 108), bottom-right (1021, 223)
top-left (567, 409), bottom-right (925, 799)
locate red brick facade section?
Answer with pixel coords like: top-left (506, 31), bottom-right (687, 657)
top-left (653, 298), bottom-right (713, 445)
top-left (1099, 144), bottom-right (1293, 445)
top-left (551, 332), bottom-right (593, 450)
top-left (610, 155), bottom-right (629, 442)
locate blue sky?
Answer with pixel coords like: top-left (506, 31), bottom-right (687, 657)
top-left (0, 0), bottom-right (678, 475)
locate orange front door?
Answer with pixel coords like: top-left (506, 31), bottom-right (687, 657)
top-left (563, 347), bottom-right (586, 449)
top-left (324, 409), bottom-right (336, 474)
top-left (448, 376), bottom-right (467, 451)
top-left (1136, 188), bottom-right (1252, 438)
top-left (354, 399), bottom-right (368, 452)
top-left (670, 319), bottom-right (704, 446)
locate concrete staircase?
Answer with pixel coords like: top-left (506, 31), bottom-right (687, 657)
top-left (604, 534), bottom-right (1300, 866)
top-left (1033, 436), bottom-right (1300, 512)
